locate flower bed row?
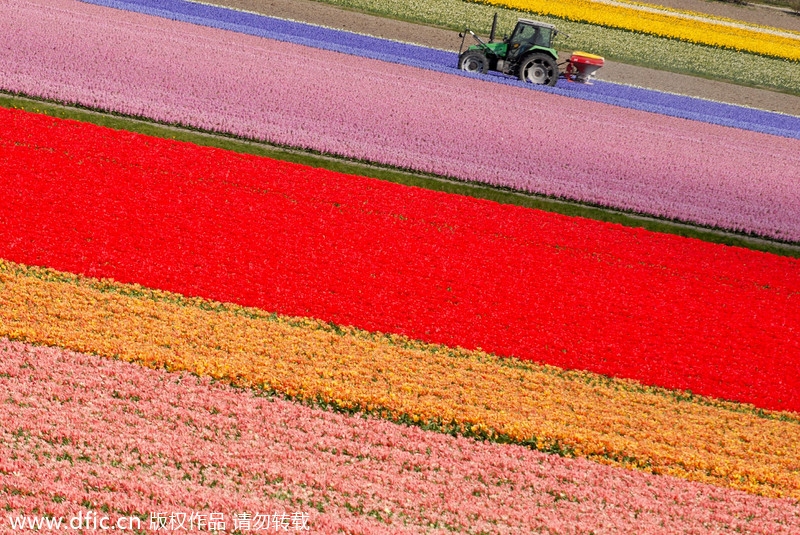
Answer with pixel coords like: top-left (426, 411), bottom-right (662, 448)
top-left (1, 107), bottom-right (798, 415)
top-left (4, 1), bottom-right (799, 240)
top-left (470, 0), bottom-right (800, 61)
top-left (77, 0), bottom-right (800, 139)
top-left (307, 0), bottom-right (800, 92)
top-left (589, 0), bottom-right (800, 30)
top-left (3, 338), bottom-right (798, 533)
top-left (2, 260), bottom-right (800, 500)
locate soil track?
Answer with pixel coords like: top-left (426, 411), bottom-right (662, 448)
top-left (208, 0), bottom-right (800, 116)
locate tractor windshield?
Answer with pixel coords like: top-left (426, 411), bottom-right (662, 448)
top-left (510, 24), bottom-right (553, 49)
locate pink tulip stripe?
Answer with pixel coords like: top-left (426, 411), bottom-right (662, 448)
top-left (1, 339), bottom-right (799, 534)
top-left (2, 0), bottom-right (798, 241)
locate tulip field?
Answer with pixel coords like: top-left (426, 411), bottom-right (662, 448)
top-left (1, 0), bottom-right (799, 532)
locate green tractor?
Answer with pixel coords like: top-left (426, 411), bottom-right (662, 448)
top-left (458, 15), bottom-right (562, 86)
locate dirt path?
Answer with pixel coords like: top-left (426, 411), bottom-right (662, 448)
top-left (209, 0), bottom-right (799, 116)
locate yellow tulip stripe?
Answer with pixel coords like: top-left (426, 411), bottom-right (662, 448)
top-left (471, 0), bottom-right (800, 61)
top-left (1, 258), bottom-right (799, 500)
top-left (614, 0), bottom-right (800, 35)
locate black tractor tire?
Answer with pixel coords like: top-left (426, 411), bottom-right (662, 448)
top-left (518, 53), bottom-right (558, 86)
top-left (459, 50), bottom-right (489, 75)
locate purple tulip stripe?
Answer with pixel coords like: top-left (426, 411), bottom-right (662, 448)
top-left (75, 0), bottom-right (800, 140)
top-left (3, 0), bottom-right (799, 241)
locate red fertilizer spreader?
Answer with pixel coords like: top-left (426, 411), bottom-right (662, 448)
top-left (563, 51), bottom-right (604, 84)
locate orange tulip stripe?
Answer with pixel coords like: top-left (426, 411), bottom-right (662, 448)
top-left (2, 259), bottom-right (798, 500)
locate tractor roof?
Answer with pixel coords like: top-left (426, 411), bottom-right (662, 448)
top-left (516, 19), bottom-right (557, 31)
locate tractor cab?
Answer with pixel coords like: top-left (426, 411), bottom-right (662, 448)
top-left (505, 19), bottom-right (556, 63)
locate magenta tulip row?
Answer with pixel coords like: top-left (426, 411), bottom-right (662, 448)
top-left (2, 0), bottom-right (799, 243)
top-left (2, 338), bottom-right (799, 534)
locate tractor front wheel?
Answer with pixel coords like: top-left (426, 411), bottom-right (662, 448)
top-left (518, 53), bottom-right (558, 86)
top-left (459, 50), bottom-right (489, 75)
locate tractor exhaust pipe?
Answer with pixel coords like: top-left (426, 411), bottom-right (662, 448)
top-left (489, 12), bottom-right (498, 43)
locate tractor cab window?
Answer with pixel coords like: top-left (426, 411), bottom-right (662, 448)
top-left (536, 27), bottom-right (554, 48)
top-left (509, 24), bottom-right (552, 49)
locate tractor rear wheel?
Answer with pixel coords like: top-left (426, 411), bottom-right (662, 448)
top-left (518, 53), bottom-right (558, 86)
top-left (459, 50), bottom-right (489, 75)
